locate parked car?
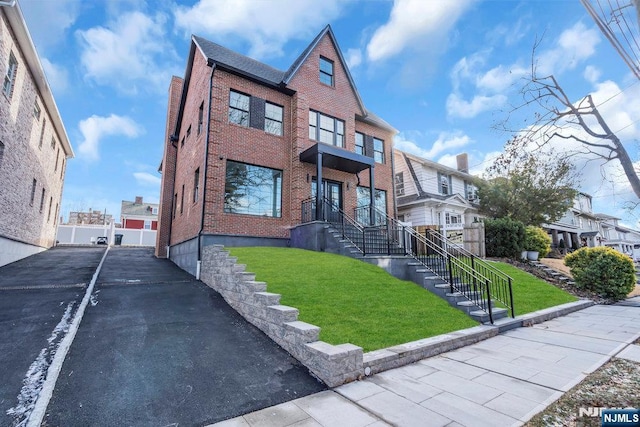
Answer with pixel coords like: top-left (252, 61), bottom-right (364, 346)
top-left (96, 236), bottom-right (108, 245)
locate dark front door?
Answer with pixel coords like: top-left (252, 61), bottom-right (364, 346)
top-left (312, 179), bottom-right (342, 221)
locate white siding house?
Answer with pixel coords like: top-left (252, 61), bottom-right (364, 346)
top-left (394, 150), bottom-right (481, 246)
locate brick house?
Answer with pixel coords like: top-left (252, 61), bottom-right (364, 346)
top-left (121, 196), bottom-right (158, 230)
top-left (0, 2), bottom-right (73, 266)
top-left (156, 25), bottom-right (397, 275)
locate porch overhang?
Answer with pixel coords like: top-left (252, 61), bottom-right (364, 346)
top-left (299, 143), bottom-right (374, 173)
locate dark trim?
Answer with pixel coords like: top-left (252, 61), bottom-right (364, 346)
top-left (402, 152), bottom-right (427, 197)
top-left (198, 63), bottom-right (216, 263)
top-left (300, 143), bottom-right (374, 174)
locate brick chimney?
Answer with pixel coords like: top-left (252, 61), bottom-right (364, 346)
top-left (456, 153), bottom-right (469, 173)
top-left (135, 196), bottom-right (143, 204)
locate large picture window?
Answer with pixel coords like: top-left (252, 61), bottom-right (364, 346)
top-left (225, 161), bottom-right (282, 217)
top-left (309, 111), bottom-right (344, 147)
top-left (229, 90), bottom-right (250, 126)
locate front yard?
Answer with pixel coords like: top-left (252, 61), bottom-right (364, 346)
top-left (230, 247), bottom-right (578, 352)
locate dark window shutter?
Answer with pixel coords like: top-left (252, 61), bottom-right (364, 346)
top-left (364, 134), bottom-right (374, 158)
top-left (249, 96), bottom-right (265, 130)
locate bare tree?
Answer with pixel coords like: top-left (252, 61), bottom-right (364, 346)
top-left (496, 41), bottom-right (640, 200)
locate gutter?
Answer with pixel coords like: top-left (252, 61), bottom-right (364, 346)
top-left (196, 61), bottom-right (216, 279)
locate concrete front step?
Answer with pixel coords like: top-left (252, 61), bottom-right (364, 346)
top-left (469, 307), bottom-right (509, 323)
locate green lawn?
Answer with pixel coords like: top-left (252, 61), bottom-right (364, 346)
top-left (229, 247), bottom-right (478, 352)
top-left (487, 261), bottom-right (578, 315)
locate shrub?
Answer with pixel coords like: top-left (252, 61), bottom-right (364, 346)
top-left (524, 226), bottom-right (551, 258)
top-left (484, 217), bottom-right (526, 259)
top-left (565, 246), bottom-right (636, 301)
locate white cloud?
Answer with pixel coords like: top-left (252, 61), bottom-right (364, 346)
top-left (133, 172), bottom-right (161, 187)
top-left (584, 65), bottom-right (602, 84)
top-left (395, 131), bottom-right (472, 160)
top-left (536, 22), bottom-right (600, 76)
top-left (446, 93), bottom-right (507, 119)
top-left (78, 114), bottom-right (143, 161)
top-left (345, 48), bottom-right (362, 69)
top-left (20, 0), bottom-right (80, 53)
top-left (476, 64), bottom-right (527, 93)
top-left (77, 11), bottom-right (179, 95)
top-left (366, 0), bottom-right (476, 62)
top-left (41, 58), bottom-right (69, 94)
top-left (173, 0), bottom-right (344, 59)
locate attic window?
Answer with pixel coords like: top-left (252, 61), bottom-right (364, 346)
top-left (319, 57), bottom-right (334, 86)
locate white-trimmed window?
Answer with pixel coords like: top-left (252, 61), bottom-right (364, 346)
top-left (438, 172), bottom-right (452, 195)
top-left (34, 101), bottom-right (41, 120)
top-left (144, 220), bottom-right (151, 230)
top-left (395, 172), bottom-right (404, 196)
top-left (3, 52), bottom-right (17, 98)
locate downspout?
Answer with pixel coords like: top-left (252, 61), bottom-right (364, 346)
top-left (166, 134), bottom-right (179, 258)
top-left (196, 61), bottom-right (216, 280)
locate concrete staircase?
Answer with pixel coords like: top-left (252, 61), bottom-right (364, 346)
top-left (322, 223), bottom-right (510, 324)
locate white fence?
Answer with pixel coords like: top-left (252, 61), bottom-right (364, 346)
top-left (56, 224), bottom-right (157, 247)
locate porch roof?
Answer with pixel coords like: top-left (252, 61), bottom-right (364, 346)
top-left (299, 143), bottom-right (374, 174)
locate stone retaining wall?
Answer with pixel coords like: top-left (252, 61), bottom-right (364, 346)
top-left (200, 245), bottom-right (594, 387)
top-left (200, 245), bottom-right (363, 387)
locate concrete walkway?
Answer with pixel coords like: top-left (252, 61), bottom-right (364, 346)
top-left (212, 301), bottom-right (640, 427)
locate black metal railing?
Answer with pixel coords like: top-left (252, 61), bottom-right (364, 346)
top-left (300, 198), bottom-right (515, 322)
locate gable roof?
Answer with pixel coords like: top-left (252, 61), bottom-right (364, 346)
top-left (193, 35), bottom-right (286, 86)
top-left (282, 25), bottom-right (366, 116)
top-left (172, 25), bottom-right (395, 138)
top-left (121, 199), bottom-right (159, 217)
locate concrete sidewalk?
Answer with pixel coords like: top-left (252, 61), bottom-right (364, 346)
top-left (211, 302), bottom-right (640, 427)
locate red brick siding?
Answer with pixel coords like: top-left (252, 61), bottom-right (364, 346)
top-left (157, 32), bottom-right (396, 251)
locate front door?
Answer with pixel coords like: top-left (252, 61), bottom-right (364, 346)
top-left (312, 179), bottom-right (342, 221)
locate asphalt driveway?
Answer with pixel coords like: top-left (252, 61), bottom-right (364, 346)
top-left (1, 247), bottom-right (325, 427)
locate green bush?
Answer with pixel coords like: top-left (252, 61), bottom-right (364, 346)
top-left (484, 217), bottom-right (526, 259)
top-left (524, 226), bottom-right (551, 258)
top-left (565, 246), bottom-right (636, 301)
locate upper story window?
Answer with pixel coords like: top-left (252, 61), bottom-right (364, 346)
top-left (373, 138), bottom-right (384, 163)
top-left (309, 111), bottom-right (344, 147)
top-left (319, 56), bottom-right (334, 86)
top-left (265, 102), bottom-right (283, 136)
top-left (152, 207), bottom-right (158, 215)
top-left (51, 137), bottom-right (56, 150)
top-left (30, 179), bottom-right (37, 206)
top-left (144, 220), bottom-right (152, 230)
top-left (229, 90), bottom-right (250, 127)
top-left (465, 180), bottom-right (478, 202)
top-left (438, 172), bottom-right (451, 195)
top-left (355, 132), bottom-right (364, 155)
top-left (193, 167), bottom-right (200, 203)
top-left (3, 52), bottom-right (17, 99)
top-left (395, 172), bottom-right (404, 196)
top-left (34, 101), bottom-right (41, 120)
top-left (197, 102), bottom-right (204, 135)
top-left (186, 125), bottom-right (191, 138)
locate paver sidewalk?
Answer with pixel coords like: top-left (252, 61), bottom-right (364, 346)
top-left (212, 303), bottom-right (640, 427)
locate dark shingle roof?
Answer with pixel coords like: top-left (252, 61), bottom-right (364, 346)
top-left (193, 35), bottom-right (285, 85)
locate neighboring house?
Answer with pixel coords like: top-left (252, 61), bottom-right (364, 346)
top-left (596, 213), bottom-right (640, 256)
top-left (67, 209), bottom-right (113, 226)
top-left (544, 192), bottom-right (600, 250)
top-left (394, 150), bottom-right (482, 248)
top-left (157, 25), bottom-right (396, 275)
top-left (0, 2), bottom-right (73, 266)
top-left (121, 196), bottom-right (158, 230)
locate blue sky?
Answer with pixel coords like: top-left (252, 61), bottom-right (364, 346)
top-left (19, 0), bottom-right (640, 225)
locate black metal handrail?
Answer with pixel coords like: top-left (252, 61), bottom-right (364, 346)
top-left (300, 198), bottom-right (514, 322)
top-left (424, 228), bottom-right (514, 317)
